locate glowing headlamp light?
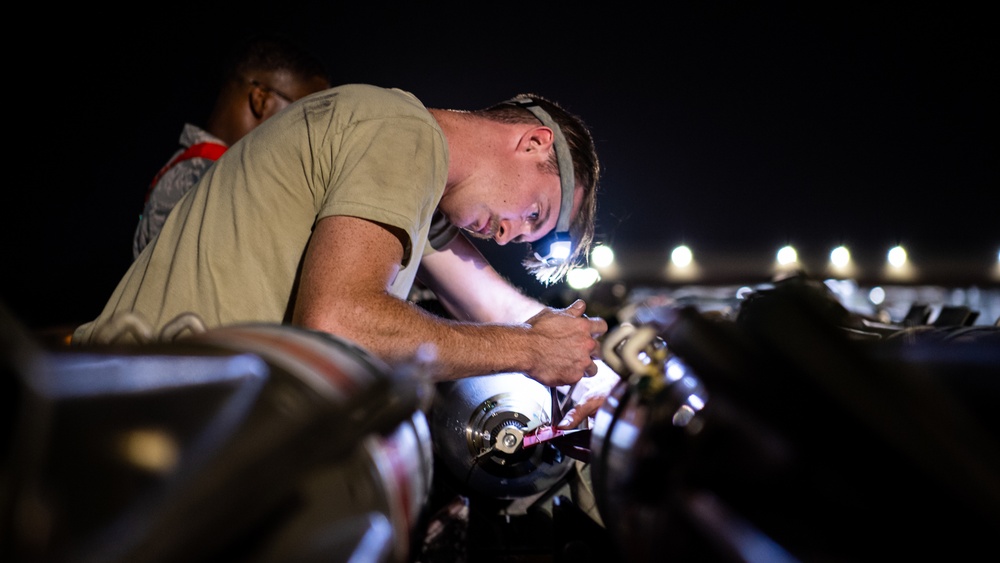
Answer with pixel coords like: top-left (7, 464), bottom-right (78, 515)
top-left (536, 231), bottom-right (572, 265)
top-left (505, 97), bottom-right (575, 266)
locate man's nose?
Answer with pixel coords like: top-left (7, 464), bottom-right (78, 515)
top-left (494, 219), bottom-right (516, 245)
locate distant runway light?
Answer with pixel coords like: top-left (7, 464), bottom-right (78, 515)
top-left (869, 286), bottom-right (886, 305)
top-left (777, 245), bottom-right (798, 265)
top-left (830, 246), bottom-right (850, 268)
top-left (671, 245), bottom-right (693, 267)
top-left (567, 267), bottom-right (600, 289)
top-left (591, 245), bottom-right (615, 268)
top-left (888, 245), bottom-right (907, 268)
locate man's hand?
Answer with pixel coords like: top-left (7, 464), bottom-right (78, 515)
top-left (524, 299), bottom-right (608, 387)
top-left (555, 359), bottom-right (621, 429)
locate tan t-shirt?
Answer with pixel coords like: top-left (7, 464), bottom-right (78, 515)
top-left (74, 84), bottom-right (453, 344)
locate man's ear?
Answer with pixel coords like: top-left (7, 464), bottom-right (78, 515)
top-left (248, 83), bottom-right (268, 119)
top-left (517, 125), bottom-right (555, 155)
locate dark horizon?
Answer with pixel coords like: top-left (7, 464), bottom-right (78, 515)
top-left (5, 4), bottom-right (996, 331)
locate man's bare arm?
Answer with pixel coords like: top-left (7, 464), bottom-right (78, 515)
top-left (417, 228), bottom-right (622, 428)
top-left (291, 215), bottom-right (603, 385)
top-left (417, 233), bottom-right (546, 323)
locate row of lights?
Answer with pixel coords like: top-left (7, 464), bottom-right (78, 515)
top-left (565, 244), bottom-right (1000, 290)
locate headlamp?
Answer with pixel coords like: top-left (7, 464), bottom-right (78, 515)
top-left (505, 97), bottom-right (575, 266)
top-left (535, 231), bottom-right (572, 265)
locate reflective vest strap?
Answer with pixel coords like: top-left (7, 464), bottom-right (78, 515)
top-left (143, 142), bottom-right (228, 203)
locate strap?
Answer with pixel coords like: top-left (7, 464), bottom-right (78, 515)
top-left (143, 142), bottom-right (228, 203)
top-left (504, 97), bottom-right (575, 234)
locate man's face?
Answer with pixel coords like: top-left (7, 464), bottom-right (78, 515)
top-left (440, 161), bottom-right (581, 247)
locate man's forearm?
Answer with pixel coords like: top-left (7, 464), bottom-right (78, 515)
top-left (299, 291), bottom-right (537, 381)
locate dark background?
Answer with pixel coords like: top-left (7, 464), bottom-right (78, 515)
top-left (5, 3), bottom-right (997, 331)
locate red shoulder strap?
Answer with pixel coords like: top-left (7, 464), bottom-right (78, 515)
top-left (143, 142), bottom-right (228, 203)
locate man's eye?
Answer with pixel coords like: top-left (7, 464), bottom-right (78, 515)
top-left (528, 211), bottom-right (540, 222)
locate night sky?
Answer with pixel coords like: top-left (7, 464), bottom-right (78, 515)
top-left (6, 3), bottom-right (996, 331)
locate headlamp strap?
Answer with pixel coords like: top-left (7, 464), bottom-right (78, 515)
top-left (506, 98), bottom-right (575, 235)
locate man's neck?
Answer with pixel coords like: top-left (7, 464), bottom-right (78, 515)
top-left (429, 109), bottom-right (469, 192)
top-left (430, 109), bottom-right (512, 194)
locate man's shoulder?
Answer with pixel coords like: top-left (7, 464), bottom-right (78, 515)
top-left (179, 123), bottom-right (226, 148)
top-left (314, 84), bottom-right (429, 118)
top-left (332, 83), bottom-right (418, 101)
